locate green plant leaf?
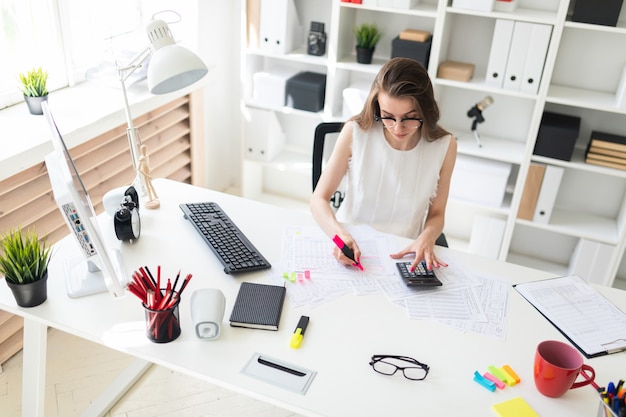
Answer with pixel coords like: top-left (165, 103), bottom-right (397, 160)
top-left (18, 67), bottom-right (49, 97)
top-left (0, 226), bottom-right (51, 284)
top-left (354, 23), bottom-right (382, 49)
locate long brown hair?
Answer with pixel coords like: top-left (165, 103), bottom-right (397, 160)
top-left (352, 57), bottom-right (450, 142)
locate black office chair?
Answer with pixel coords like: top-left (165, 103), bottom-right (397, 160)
top-left (312, 122), bottom-right (345, 209)
top-left (311, 122), bottom-right (448, 247)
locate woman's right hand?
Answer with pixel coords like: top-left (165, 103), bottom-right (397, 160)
top-left (333, 233), bottom-right (362, 268)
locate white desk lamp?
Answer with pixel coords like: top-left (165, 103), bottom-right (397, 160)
top-left (117, 15), bottom-right (208, 209)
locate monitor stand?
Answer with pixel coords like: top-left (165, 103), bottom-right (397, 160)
top-left (63, 249), bottom-right (125, 298)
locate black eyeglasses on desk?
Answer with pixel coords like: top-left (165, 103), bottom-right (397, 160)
top-left (369, 355), bottom-right (430, 381)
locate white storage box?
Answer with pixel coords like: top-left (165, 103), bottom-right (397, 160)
top-left (468, 214), bottom-right (506, 260)
top-left (495, 0), bottom-right (518, 12)
top-left (342, 82), bottom-right (371, 118)
top-left (452, 0), bottom-right (495, 12)
top-left (379, 0), bottom-right (421, 8)
top-left (568, 239), bottom-right (615, 286)
top-left (252, 67), bottom-right (301, 108)
top-left (449, 154), bottom-right (512, 207)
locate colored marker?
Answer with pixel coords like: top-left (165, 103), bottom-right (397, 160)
top-left (290, 315), bottom-right (309, 349)
top-left (332, 235), bottom-right (364, 271)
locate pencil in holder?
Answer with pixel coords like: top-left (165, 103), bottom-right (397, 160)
top-left (143, 291), bottom-right (181, 343)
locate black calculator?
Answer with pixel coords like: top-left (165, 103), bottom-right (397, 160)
top-left (396, 261), bottom-right (442, 287)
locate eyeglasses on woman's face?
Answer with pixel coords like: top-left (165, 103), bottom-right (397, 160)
top-left (375, 115), bottom-right (423, 130)
top-left (369, 354), bottom-right (430, 381)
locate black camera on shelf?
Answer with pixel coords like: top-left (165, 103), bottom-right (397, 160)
top-left (307, 21), bottom-right (327, 56)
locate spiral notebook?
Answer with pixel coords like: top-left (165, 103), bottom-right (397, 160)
top-left (229, 282), bottom-right (286, 330)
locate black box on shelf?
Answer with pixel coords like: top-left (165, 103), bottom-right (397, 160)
top-left (533, 111), bottom-right (581, 161)
top-left (571, 0), bottom-right (623, 27)
top-left (391, 36), bottom-right (432, 69)
top-left (286, 72), bottom-right (326, 112)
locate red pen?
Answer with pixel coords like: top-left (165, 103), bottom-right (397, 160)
top-left (332, 235), bottom-right (364, 271)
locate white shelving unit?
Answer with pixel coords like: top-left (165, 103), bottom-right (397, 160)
top-left (240, 0), bottom-right (626, 288)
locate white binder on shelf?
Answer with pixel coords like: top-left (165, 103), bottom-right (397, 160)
top-left (568, 239), bottom-right (615, 287)
top-left (243, 108), bottom-right (285, 162)
top-left (615, 65), bottom-right (626, 108)
top-left (532, 165), bottom-right (564, 224)
top-left (449, 155), bottom-right (512, 208)
top-left (485, 19), bottom-right (514, 88)
top-left (520, 23), bottom-right (552, 94)
top-left (503, 21), bottom-right (533, 92)
top-left (258, 0), bottom-right (302, 55)
top-left (468, 215), bottom-right (506, 260)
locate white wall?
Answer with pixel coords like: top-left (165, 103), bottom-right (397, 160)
top-left (197, 1), bottom-right (243, 191)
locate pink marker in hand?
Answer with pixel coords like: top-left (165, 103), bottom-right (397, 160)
top-left (332, 235), bottom-right (364, 271)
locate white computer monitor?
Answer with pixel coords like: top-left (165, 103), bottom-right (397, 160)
top-left (42, 101), bottom-right (126, 298)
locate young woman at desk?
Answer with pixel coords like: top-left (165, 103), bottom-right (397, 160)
top-left (310, 57), bottom-right (457, 272)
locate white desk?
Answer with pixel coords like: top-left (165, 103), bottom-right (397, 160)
top-left (1, 178), bottom-right (624, 417)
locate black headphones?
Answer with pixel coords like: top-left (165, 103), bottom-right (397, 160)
top-left (114, 186), bottom-right (141, 241)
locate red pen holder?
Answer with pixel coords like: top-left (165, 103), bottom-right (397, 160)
top-left (143, 292), bottom-right (181, 343)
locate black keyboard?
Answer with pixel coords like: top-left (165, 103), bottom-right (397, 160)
top-left (180, 202), bottom-right (271, 274)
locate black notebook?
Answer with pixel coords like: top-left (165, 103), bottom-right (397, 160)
top-left (229, 282), bottom-right (286, 330)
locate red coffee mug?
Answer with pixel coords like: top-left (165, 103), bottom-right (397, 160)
top-left (534, 340), bottom-right (596, 398)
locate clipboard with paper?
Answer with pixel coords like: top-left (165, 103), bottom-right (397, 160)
top-left (514, 275), bottom-right (626, 358)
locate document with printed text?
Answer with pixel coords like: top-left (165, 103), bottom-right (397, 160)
top-left (514, 275), bottom-right (626, 358)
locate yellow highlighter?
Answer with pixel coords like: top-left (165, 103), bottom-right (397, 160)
top-left (290, 315), bottom-right (310, 349)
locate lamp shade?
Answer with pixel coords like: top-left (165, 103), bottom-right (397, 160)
top-left (145, 19), bottom-right (208, 95)
top-left (148, 45), bottom-right (208, 94)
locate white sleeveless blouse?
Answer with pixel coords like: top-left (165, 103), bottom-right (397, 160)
top-left (336, 121), bottom-right (451, 239)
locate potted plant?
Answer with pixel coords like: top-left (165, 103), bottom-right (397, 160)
top-left (18, 67), bottom-right (49, 115)
top-left (0, 226), bottom-right (52, 307)
top-left (354, 23), bottom-right (382, 64)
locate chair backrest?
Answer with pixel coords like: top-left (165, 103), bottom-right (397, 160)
top-left (312, 122), bottom-right (345, 209)
top-left (312, 122), bottom-right (344, 192)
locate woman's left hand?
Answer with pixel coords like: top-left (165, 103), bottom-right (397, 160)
top-left (389, 238), bottom-right (447, 272)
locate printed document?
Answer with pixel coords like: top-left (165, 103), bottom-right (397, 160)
top-left (514, 275), bottom-right (626, 357)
